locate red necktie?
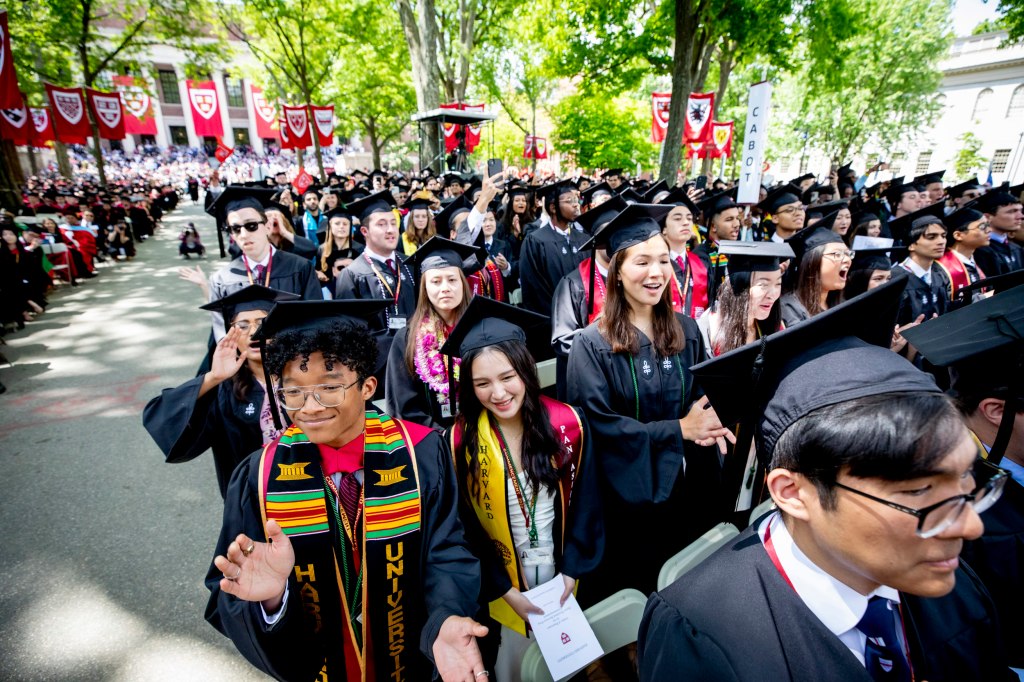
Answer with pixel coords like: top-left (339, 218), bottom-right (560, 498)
top-left (385, 258), bottom-right (396, 274)
top-left (254, 263), bottom-right (266, 283)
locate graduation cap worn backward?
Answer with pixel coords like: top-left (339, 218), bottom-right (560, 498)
top-left (199, 285), bottom-right (301, 333)
top-left (404, 236), bottom-right (486, 278)
top-left (691, 276), bottom-right (939, 457)
top-left (205, 185), bottom-right (279, 222)
top-left (345, 189), bottom-right (397, 224)
top-left (587, 203), bottom-right (673, 256)
top-left (438, 296), bottom-right (549, 359)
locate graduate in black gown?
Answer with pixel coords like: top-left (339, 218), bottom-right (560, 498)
top-left (693, 190), bottom-right (741, 308)
top-left (315, 207), bottom-right (364, 283)
top-left (385, 237), bottom-right (484, 432)
top-left (333, 190), bottom-right (417, 396)
top-left (641, 279), bottom-right (1015, 682)
top-left (973, 189), bottom-right (1024, 276)
top-left (888, 203), bottom-right (951, 327)
top-left (902, 286), bottom-right (1024, 671)
top-left (143, 286), bottom-right (299, 497)
top-left (205, 187), bottom-right (322, 342)
top-left (205, 299), bottom-right (488, 682)
top-left (518, 180), bottom-right (589, 316)
top-left (566, 204), bottom-right (734, 605)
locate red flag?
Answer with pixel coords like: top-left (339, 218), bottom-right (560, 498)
top-left (185, 79), bottom-right (223, 137)
top-left (45, 83), bottom-right (91, 143)
top-left (462, 103), bottom-right (485, 152)
top-left (684, 92), bottom-right (715, 144)
top-left (310, 104), bottom-right (334, 146)
top-left (0, 12), bottom-right (21, 109)
top-left (278, 117), bottom-right (293, 149)
top-left (214, 138), bottom-right (234, 163)
top-left (113, 75), bottom-right (157, 135)
top-left (709, 121), bottom-right (734, 159)
top-left (0, 98), bottom-right (29, 144)
top-left (86, 88), bottom-right (125, 140)
top-left (523, 135), bottom-right (535, 159)
top-left (29, 107), bottom-right (54, 146)
top-left (651, 92), bottom-right (672, 144)
top-left (534, 137), bottom-right (549, 160)
top-left (292, 169), bottom-right (313, 195)
top-left (250, 84), bottom-right (277, 139)
top-left (282, 104), bottom-right (312, 148)
top-left (440, 102), bottom-right (461, 153)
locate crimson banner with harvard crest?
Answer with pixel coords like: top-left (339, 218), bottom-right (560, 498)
top-left (0, 12), bottom-right (21, 110)
top-left (278, 117), bottom-right (293, 150)
top-left (86, 88), bottom-right (125, 140)
top-left (0, 98), bottom-right (29, 144)
top-left (186, 79), bottom-right (223, 138)
top-left (113, 75), bottom-right (157, 135)
top-left (249, 84), bottom-right (277, 139)
top-left (29, 107), bottom-right (54, 146)
top-left (45, 83), bottom-right (90, 143)
top-left (310, 104), bottom-right (334, 147)
top-left (651, 92), bottom-right (672, 144)
top-left (282, 104), bottom-right (312, 148)
top-left (709, 121), bottom-right (734, 159)
top-left (684, 92), bottom-right (715, 144)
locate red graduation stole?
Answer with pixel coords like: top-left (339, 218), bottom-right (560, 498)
top-left (578, 258), bottom-right (606, 323)
top-left (468, 261), bottom-right (507, 303)
top-left (668, 251), bottom-right (708, 317)
top-left (937, 250), bottom-right (984, 299)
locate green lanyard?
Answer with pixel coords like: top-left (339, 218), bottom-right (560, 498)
top-left (628, 354), bottom-right (685, 421)
top-left (323, 476), bottom-right (364, 646)
top-left (494, 422), bottom-right (540, 548)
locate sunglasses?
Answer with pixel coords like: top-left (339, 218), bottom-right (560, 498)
top-left (226, 221), bottom-right (263, 235)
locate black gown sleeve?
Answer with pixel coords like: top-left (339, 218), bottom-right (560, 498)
top-left (559, 412), bottom-right (605, 581)
top-left (566, 331), bottom-right (686, 505)
top-left (204, 455), bottom-right (328, 682)
top-left (298, 261), bottom-right (322, 301)
top-left (288, 235), bottom-right (317, 260)
top-left (637, 593), bottom-right (740, 682)
top-left (143, 375), bottom-right (217, 464)
top-left (416, 430), bottom-right (483, 661)
top-left (519, 234), bottom-right (549, 315)
top-left (384, 328), bottom-right (443, 431)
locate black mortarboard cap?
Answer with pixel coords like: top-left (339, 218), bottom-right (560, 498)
top-left (790, 173), bottom-right (815, 185)
top-left (402, 193), bottom-right (434, 211)
top-left (443, 173), bottom-right (465, 188)
top-left (851, 246), bottom-right (907, 272)
top-left (539, 179), bottom-right (578, 203)
top-left (913, 170), bottom-right (946, 186)
top-left (199, 285), bottom-right (301, 333)
top-left (691, 276), bottom-right (938, 457)
top-left (946, 179), bottom-right (981, 199)
top-left (346, 189), bottom-right (396, 223)
top-left (785, 223), bottom-right (845, 264)
top-left (642, 180), bottom-right (669, 203)
top-left (952, 270), bottom-right (1024, 305)
top-left (942, 206), bottom-right (985, 235)
top-left (601, 169), bottom-right (624, 179)
top-left (439, 296), bottom-right (549, 358)
top-left (581, 181), bottom-right (614, 205)
top-left (253, 299), bottom-right (392, 342)
top-left (696, 188), bottom-right (739, 224)
top-left (620, 188), bottom-right (644, 204)
top-left (404, 236), bottom-right (485, 277)
top-left (976, 190), bottom-right (1020, 214)
top-left (864, 182), bottom-right (884, 197)
top-left (433, 195), bottom-right (472, 235)
top-left (884, 181), bottom-right (918, 208)
top-left (801, 183), bottom-right (834, 204)
top-left (1006, 183), bottom-right (1024, 201)
top-left (577, 194), bottom-right (628, 237)
top-left (660, 186), bottom-right (701, 220)
top-left (588, 203), bottom-right (672, 255)
top-left (806, 199), bottom-right (849, 219)
top-left (205, 185), bottom-right (277, 222)
top-left (757, 183), bottom-right (803, 214)
top-left (325, 206), bottom-right (354, 223)
top-left (887, 201), bottom-right (946, 245)
top-left (718, 240), bottom-right (794, 277)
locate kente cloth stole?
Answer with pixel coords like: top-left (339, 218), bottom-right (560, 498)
top-left (451, 396), bottom-right (584, 635)
top-left (259, 411), bottom-right (426, 681)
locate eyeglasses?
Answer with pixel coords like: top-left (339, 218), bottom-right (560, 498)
top-left (822, 250), bottom-right (856, 262)
top-left (559, 197), bottom-right (581, 205)
top-left (275, 381), bottom-right (359, 410)
top-left (775, 206), bottom-right (805, 217)
top-left (833, 457), bottom-right (1008, 539)
top-left (231, 319), bottom-right (263, 334)
top-left (226, 221), bottom-right (263, 235)
top-left (966, 223), bottom-right (991, 233)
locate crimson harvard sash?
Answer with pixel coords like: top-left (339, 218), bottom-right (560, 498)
top-left (578, 258), bottom-right (605, 323)
top-left (258, 412), bottom-right (428, 681)
top-left (937, 250), bottom-right (985, 299)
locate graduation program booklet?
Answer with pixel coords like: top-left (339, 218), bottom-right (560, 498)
top-left (524, 574), bottom-right (604, 680)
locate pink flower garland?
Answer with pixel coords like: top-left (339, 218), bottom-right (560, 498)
top-left (414, 315), bottom-right (460, 397)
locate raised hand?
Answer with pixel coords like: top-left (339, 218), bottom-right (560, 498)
top-left (209, 326), bottom-right (247, 383)
top-left (433, 615), bottom-right (489, 682)
top-left (213, 520), bottom-right (295, 612)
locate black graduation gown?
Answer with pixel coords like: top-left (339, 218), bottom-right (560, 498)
top-left (142, 374), bottom-right (269, 498)
top-left (975, 239), bottom-right (1024, 277)
top-left (550, 265), bottom-right (595, 401)
top-left (518, 225), bottom-right (589, 317)
top-left (891, 263), bottom-right (950, 327)
top-left (566, 315), bottom-right (721, 603)
top-left (315, 243), bottom-right (364, 276)
top-left (961, 475), bottom-right (1024, 668)
top-left (482, 236), bottom-right (518, 287)
top-left (639, 525), bottom-right (1015, 682)
top-left (384, 326), bottom-right (455, 432)
top-left (204, 426), bottom-right (481, 681)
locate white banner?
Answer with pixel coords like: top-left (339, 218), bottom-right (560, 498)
top-left (737, 81), bottom-right (772, 205)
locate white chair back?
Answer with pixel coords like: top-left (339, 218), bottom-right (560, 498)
top-left (656, 522), bottom-right (740, 591)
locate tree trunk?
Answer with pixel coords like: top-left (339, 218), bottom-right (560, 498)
top-left (296, 147), bottom-right (305, 175)
top-left (27, 144), bottom-right (38, 175)
top-left (89, 122), bottom-right (108, 187)
top-left (0, 141), bottom-right (24, 211)
top-left (53, 141), bottom-right (73, 179)
top-left (365, 118), bottom-right (383, 170)
top-left (398, 0), bottom-right (442, 172)
top-left (311, 127), bottom-right (326, 180)
top-left (659, 0), bottom-right (697, 183)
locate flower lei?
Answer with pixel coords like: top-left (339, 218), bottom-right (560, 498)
top-left (413, 315), bottom-right (460, 399)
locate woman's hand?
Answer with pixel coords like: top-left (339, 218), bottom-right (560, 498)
top-left (680, 395), bottom-right (736, 449)
top-left (209, 326), bottom-right (247, 383)
top-left (316, 269), bottom-right (329, 283)
top-left (560, 574), bottom-right (575, 607)
top-left (213, 519), bottom-right (294, 611)
top-left (891, 314), bottom-right (924, 353)
top-left (502, 587), bottom-right (544, 621)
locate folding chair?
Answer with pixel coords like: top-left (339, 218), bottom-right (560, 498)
top-left (40, 243), bottom-right (72, 284)
top-left (509, 288), bottom-right (523, 306)
top-left (656, 522), bottom-right (740, 591)
top-left (536, 358), bottom-right (557, 389)
top-left (748, 497), bottom-right (777, 527)
top-left (520, 588), bottom-right (648, 682)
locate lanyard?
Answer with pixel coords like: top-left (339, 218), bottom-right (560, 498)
top-left (365, 254), bottom-right (402, 307)
top-left (324, 473), bottom-right (364, 631)
top-left (244, 249), bottom-right (273, 286)
top-left (676, 254), bottom-right (691, 307)
top-left (494, 422), bottom-right (539, 547)
top-left (763, 517), bottom-right (916, 680)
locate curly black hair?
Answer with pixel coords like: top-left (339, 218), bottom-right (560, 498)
top-left (263, 321), bottom-right (378, 384)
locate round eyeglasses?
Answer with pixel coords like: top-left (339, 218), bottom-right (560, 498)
top-left (275, 381), bottom-right (359, 410)
top-left (832, 457), bottom-right (1008, 539)
top-left (822, 250), bottom-right (856, 262)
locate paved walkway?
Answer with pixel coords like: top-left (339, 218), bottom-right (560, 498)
top-left (0, 201), bottom-right (268, 680)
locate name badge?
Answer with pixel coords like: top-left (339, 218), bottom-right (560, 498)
top-left (389, 316), bottom-right (407, 330)
top-left (440, 400), bottom-right (452, 419)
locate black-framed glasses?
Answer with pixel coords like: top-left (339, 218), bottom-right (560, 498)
top-left (833, 458), bottom-right (1008, 539)
top-left (775, 206), bottom-right (805, 216)
top-left (275, 381), bottom-right (359, 410)
top-left (226, 221), bottom-right (263, 235)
